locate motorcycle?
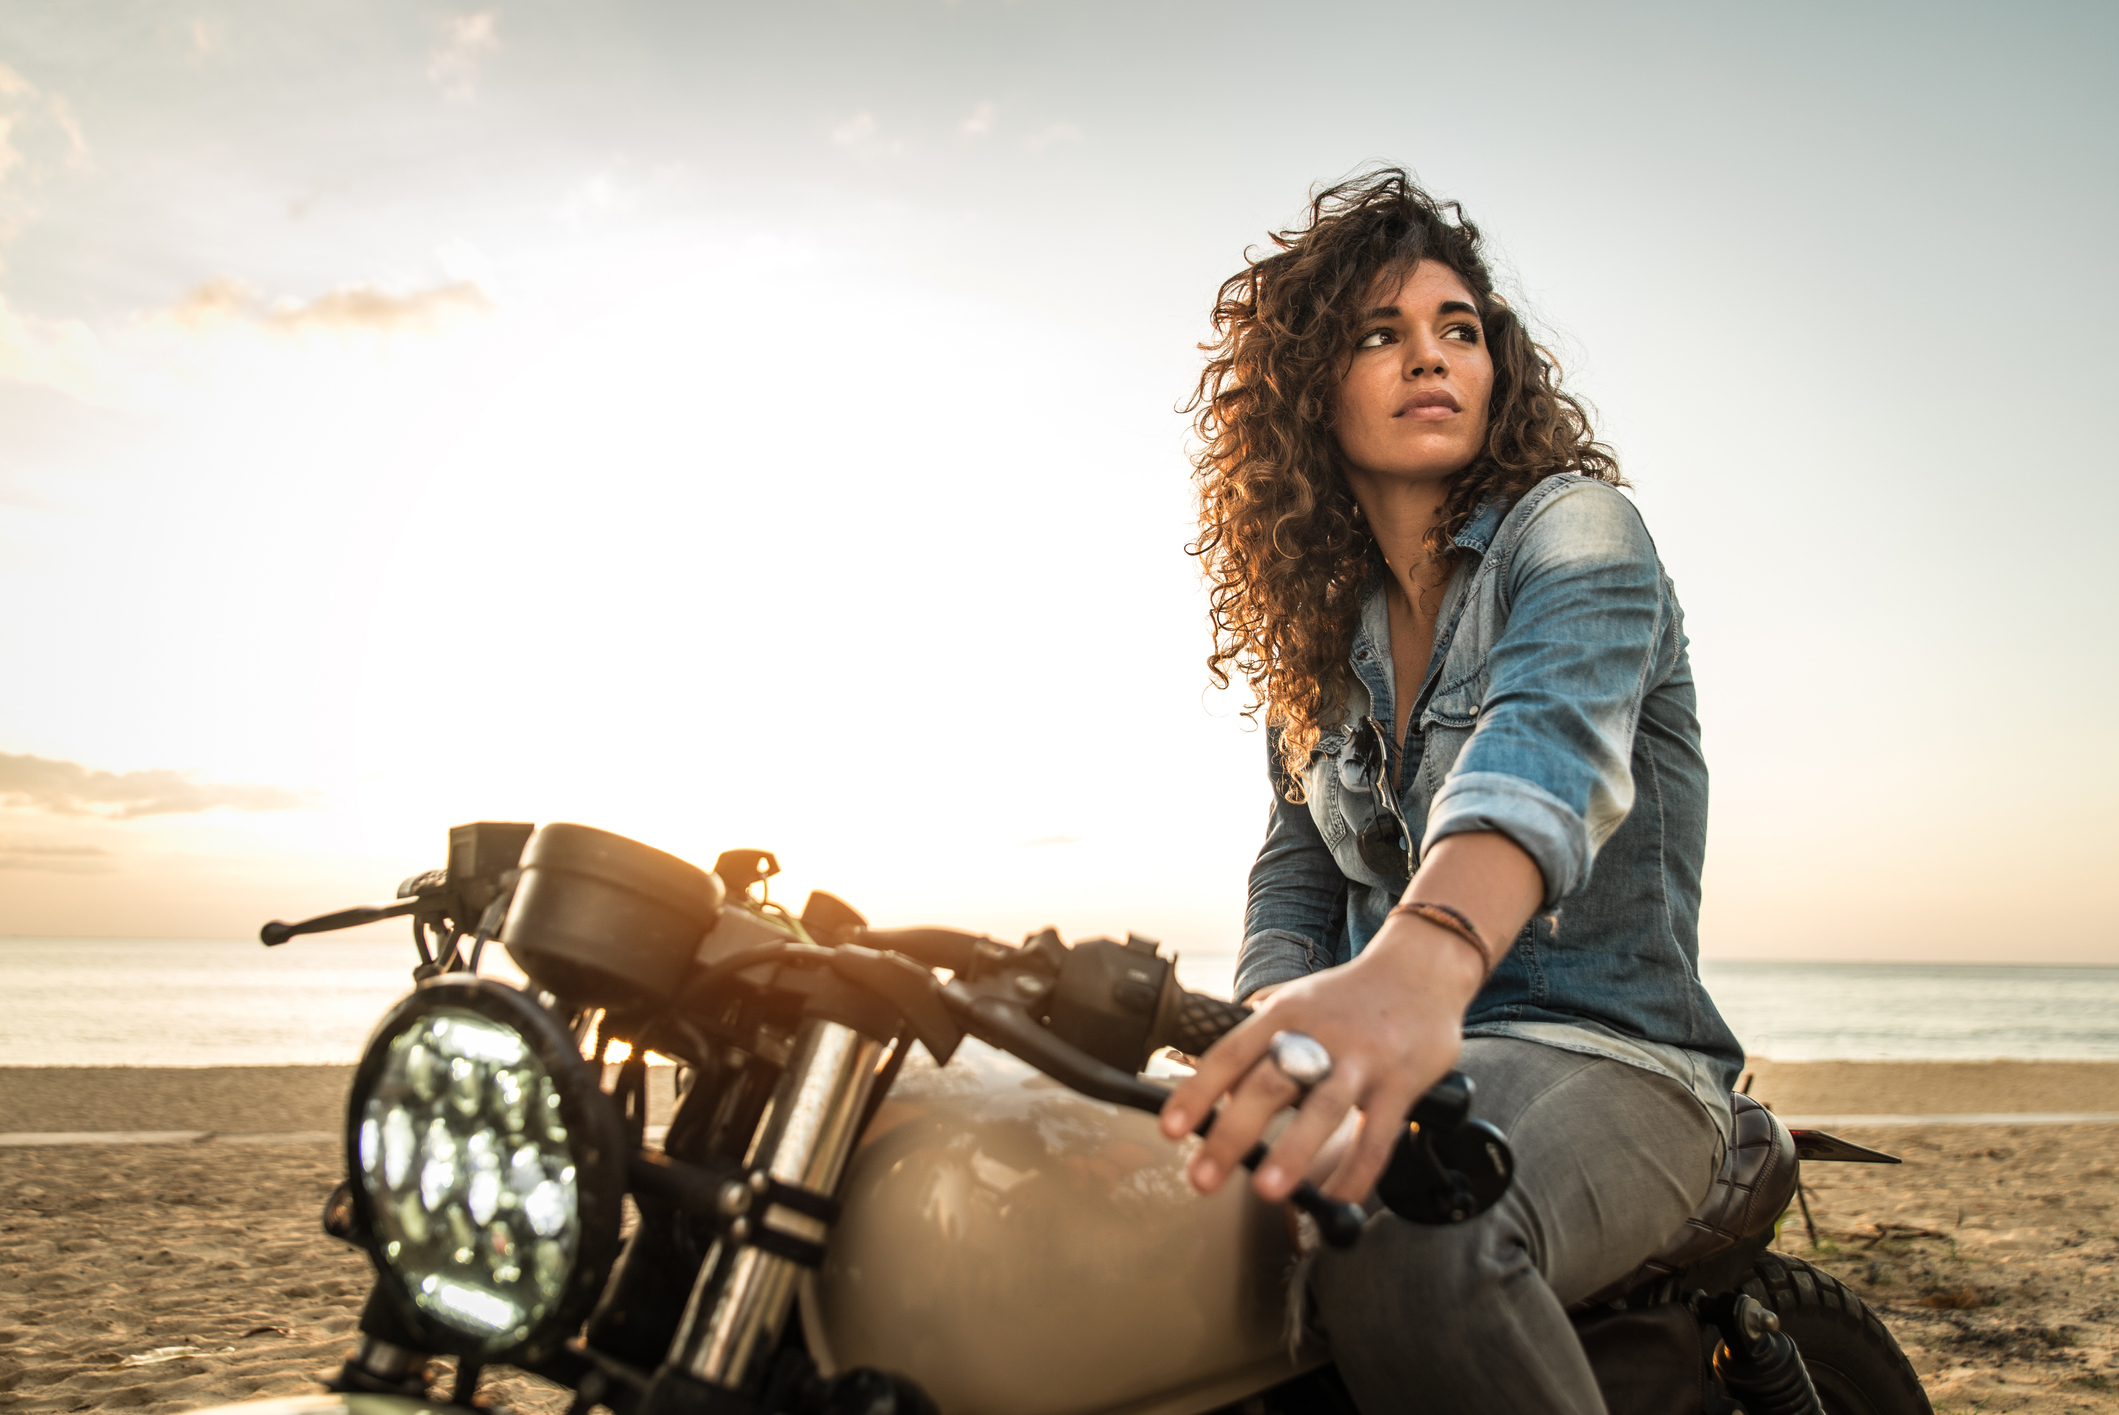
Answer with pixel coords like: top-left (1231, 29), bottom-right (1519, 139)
top-left (196, 820), bottom-right (1930, 1415)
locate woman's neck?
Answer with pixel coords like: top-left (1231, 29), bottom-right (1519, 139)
top-left (1346, 472), bottom-right (1452, 604)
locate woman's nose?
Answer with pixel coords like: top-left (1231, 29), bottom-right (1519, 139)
top-left (1403, 334), bottom-right (1448, 378)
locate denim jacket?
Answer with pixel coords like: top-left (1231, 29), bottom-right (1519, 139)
top-left (1235, 474), bottom-right (1745, 1110)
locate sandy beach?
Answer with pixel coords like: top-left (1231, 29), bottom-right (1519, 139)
top-left (3, 1061), bottom-right (2116, 1414)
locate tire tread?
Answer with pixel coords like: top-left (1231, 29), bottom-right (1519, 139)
top-left (1739, 1253), bottom-right (1931, 1415)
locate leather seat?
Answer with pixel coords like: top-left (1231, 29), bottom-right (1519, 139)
top-left (1575, 1093), bottom-right (1798, 1309)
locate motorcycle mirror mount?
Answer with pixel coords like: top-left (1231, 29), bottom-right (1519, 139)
top-left (259, 821), bottom-right (536, 981)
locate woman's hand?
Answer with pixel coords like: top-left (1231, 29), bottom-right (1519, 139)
top-left (1159, 915), bottom-right (1484, 1203)
top-left (1162, 830), bottom-right (1543, 1204)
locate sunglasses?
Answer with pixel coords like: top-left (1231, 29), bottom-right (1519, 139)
top-left (1352, 716), bottom-right (1414, 879)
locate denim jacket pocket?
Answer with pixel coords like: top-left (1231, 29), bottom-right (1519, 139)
top-left (1417, 678), bottom-right (1486, 802)
top-left (1420, 673), bottom-right (1486, 734)
top-left (1304, 728), bottom-right (1352, 847)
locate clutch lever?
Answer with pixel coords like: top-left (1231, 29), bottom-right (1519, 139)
top-left (260, 896), bottom-right (425, 945)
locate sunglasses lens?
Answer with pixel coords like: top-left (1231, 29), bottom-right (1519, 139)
top-left (1358, 821), bottom-right (1406, 875)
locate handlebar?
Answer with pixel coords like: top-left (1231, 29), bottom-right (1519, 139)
top-left (262, 827), bottom-right (1513, 1245)
top-left (846, 926), bottom-right (990, 975)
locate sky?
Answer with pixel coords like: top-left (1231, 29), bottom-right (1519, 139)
top-left (0, 0), bottom-right (2114, 964)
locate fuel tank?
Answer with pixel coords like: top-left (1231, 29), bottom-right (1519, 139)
top-left (802, 1040), bottom-right (1307, 1415)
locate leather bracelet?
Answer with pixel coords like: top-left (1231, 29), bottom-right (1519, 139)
top-left (1388, 901), bottom-right (1496, 980)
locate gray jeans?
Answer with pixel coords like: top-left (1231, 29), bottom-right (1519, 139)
top-left (1309, 1037), bottom-right (1722, 1414)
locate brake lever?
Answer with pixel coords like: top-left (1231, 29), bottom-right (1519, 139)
top-left (1190, 1110), bottom-right (1366, 1249)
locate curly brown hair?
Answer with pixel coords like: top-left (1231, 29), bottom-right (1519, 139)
top-left (1187, 167), bottom-right (1624, 797)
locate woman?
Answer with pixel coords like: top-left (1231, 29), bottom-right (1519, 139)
top-left (1159, 169), bottom-right (1745, 1413)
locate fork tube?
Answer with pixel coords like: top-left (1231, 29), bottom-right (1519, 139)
top-left (664, 1019), bottom-right (886, 1393)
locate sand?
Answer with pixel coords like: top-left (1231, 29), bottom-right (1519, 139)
top-left (0, 1071), bottom-right (358, 1140)
top-left (1743, 1058), bottom-right (2119, 1119)
top-left (3, 1062), bottom-right (2115, 1414)
top-left (0, 1067), bottom-right (681, 1140)
top-left (1780, 1121), bottom-right (2119, 1412)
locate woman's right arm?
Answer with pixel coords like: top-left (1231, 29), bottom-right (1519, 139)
top-left (1234, 739), bottom-right (1346, 1003)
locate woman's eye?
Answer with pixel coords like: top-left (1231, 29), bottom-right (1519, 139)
top-left (1444, 322), bottom-right (1482, 344)
top-left (1356, 329), bottom-right (1392, 349)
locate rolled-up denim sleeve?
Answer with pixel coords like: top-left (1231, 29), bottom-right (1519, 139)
top-left (1422, 482), bottom-right (1669, 906)
top-left (1236, 738), bottom-right (1347, 1001)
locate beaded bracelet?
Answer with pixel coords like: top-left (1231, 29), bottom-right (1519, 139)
top-left (1388, 900), bottom-right (1496, 980)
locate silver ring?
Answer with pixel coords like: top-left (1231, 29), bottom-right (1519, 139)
top-left (1267, 1030), bottom-right (1333, 1089)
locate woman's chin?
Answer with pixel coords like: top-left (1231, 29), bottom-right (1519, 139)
top-left (1344, 447), bottom-right (1480, 485)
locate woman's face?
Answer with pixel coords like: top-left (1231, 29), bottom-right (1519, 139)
top-left (1333, 259), bottom-right (1494, 486)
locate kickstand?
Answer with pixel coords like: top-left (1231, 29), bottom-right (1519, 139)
top-left (451, 1359), bottom-right (483, 1408)
top-left (1795, 1174), bottom-right (1819, 1248)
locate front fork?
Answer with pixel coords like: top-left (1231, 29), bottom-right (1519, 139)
top-left (644, 1019), bottom-right (889, 1411)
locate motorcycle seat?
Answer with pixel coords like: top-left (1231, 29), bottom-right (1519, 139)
top-left (1572, 1092), bottom-right (1797, 1309)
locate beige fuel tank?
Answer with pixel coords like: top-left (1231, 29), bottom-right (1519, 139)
top-left (801, 1040), bottom-right (1306, 1415)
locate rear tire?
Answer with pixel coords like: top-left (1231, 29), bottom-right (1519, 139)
top-left (1740, 1253), bottom-right (1932, 1415)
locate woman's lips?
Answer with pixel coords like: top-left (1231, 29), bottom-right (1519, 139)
top-left (1395, 391), bottom-right (1461, 421)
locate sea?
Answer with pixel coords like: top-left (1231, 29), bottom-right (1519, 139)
top-left (1, 937), bottom-right (2116, 1067)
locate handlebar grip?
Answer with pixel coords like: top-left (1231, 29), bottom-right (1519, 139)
top-left (1163, 989), bottom-right (1253, 1057)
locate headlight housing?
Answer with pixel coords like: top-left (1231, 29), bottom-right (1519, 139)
top-left (345, 977), bottom-right (625, 1365)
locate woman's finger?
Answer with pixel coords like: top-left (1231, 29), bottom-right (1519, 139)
top-left (1322, 1077), bottom-right (1422, 1202)
top-left (1186, 1055), bottom-right (1302, 1193)
top-left (1251, 1070), bottom-right (1363, 1201)
top-left (1159, 1004), bottom-right (1276, 1139)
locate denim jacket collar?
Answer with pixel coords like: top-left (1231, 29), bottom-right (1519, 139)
top-left (1452, 498), bottom-right (1506, 554)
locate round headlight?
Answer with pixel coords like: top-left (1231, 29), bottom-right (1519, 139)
top-left (345, 977), bottom-right (625, 1365)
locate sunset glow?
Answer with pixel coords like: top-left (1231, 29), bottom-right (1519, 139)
top-left (1, 3), bottom-right (2112, 964)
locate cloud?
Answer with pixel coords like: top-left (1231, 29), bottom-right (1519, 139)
top-left (0, 61), bottom-right (92, 245)
top-left (168, 275), bottom-right (493, 333)
top-left (45, 97), bottom-right (87, 168)
top-left (830, 112), bottom-right (905, 159)
top-left (0, 294), bottom-right (102, 400)
top-left (957, 101), bottom-right (997, 141)
top-left (1023, 122), bottom-right (1084, 153)
top-left (0, 839), bottom-right (116, 873)
top-left (0, 270), bottom-right (494, 407)
top-left (0, 65), bottom-right (89, 173)
top-left (0, 752), bottom-right (309, 819)
top-left (428, 11), bottom-right (500, 103)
